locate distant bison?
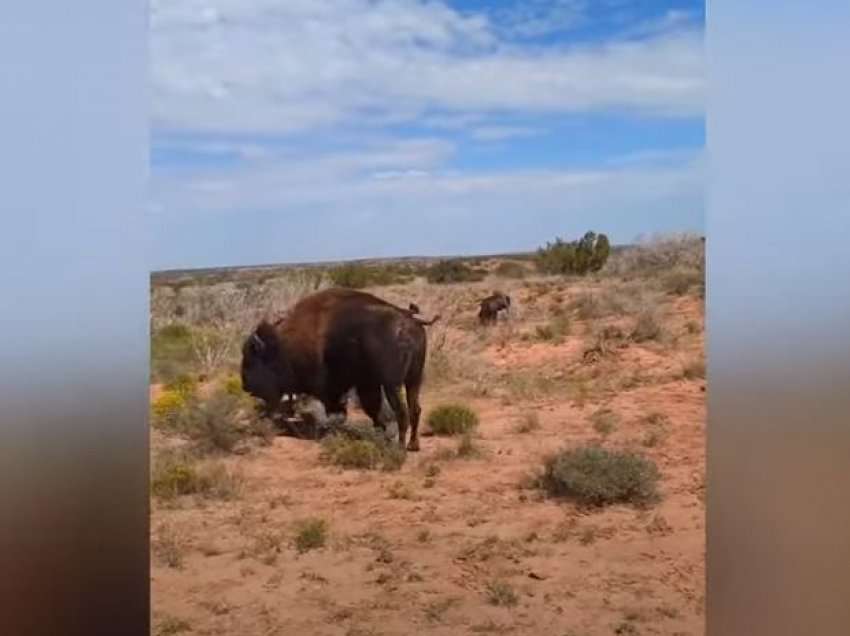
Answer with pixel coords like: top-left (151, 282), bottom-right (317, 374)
top-left (478, 292), bottom-right (512, 325)
top-left (240, 288), bottom-right (440, 451)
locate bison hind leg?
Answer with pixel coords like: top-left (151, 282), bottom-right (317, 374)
top-left (383, 384), bottom-right (410, 450)
top-left (356, 383), bottom-right (390, 436)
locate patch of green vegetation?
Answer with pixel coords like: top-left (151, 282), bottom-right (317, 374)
top-left (293, 518), bottom-right (329, 553)
top-left (537, 445), bottom-right (660, 508)
top-left (427, 404), bottom-right (480, 436)
top-left (425, 259), bottom-right (487, 284)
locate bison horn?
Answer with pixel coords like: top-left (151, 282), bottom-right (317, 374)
top-left (250, 332), bottom-right (265, 350)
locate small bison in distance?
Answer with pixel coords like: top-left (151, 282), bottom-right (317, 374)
top-left (478, 292), bottom-right (512, 325)
top-left (240, 288), bottom-right (440, 451)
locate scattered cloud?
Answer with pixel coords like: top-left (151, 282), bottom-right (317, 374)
top-left (150, 0), bottom-right (704, 136)
top-left (147, 1), bottom-right (705, 268)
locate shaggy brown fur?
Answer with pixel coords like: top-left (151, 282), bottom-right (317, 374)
top-left (241, 288), bottom-right (440, 451)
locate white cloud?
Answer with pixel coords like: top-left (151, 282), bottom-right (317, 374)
top-left (150, 135), bottom-right (702, 217)
top-left (150, 0), bottom-right (704, 136)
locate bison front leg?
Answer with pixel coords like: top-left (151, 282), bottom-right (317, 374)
top-left (383, 385), bottom-right (409, 450)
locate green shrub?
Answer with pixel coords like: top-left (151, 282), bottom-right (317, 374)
top-left (427, 404), bottom-right (479, 436)
top-left (425, 260), bottom-right (487, 284)
top-left (538, 445), bottom-right (660, 507)
top-left (328, 262), bottom-right (412, 289)
top-left (293, 518), bottom-right (329, 553)
top-left (319, 434), bottom-right (406, 471)
top-left (151, 323), bottom-right (195, 383)
top-left (535, 231), bottom-right (611, 276)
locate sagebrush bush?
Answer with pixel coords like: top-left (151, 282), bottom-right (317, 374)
top-left (328, 262), bottom-right (411, 289)
top-left (151, 452), bottom-right (242, 501)
top-left (165, 388), bottom-right (271, 453)
top-left (425, 260), bottom-right (487, 284)
top-left (427, 404), bottom-right (479, 436)
top-left (319, 434), bottom-right (406, 471)
top-left (538, 445), bottom-right (660, 507)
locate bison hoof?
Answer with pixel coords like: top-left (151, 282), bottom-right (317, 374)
top-left (406, 439), bottom-right (420, 452)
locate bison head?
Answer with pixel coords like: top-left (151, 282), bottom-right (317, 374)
top-left (240, 321), bottom-right (291, 411)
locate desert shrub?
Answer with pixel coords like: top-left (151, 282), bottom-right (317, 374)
top-left (535, 231), bottom-right (611, 276)
top-left (293, 518), bottom-right (329, 553)
top-left (151, 452), bottom-right (242, 501)
top-left (631, 309), bottom-right (664, 343)
top-left (538, 445), bottom-right (660, 507)
top-left (485, 581), bottom-right (519, 607)
top-left (151, 323), bottom-right (196, 383)
top-left (494, 261), bottom-right (528, 279)
top-left (589, 408), bottom-right (619, 436)
top-left (603, 233), bottom-right (704, 284)
top-left (319, 434), bottom-right (406, 471)
top-left (221, 373), bottom-right (245, 397)
top-left (175, 390), bottom-right (243, 452)
top-left (328, 262), bottom-right (412, 289)
top-left (168, 388), bottom-right (269, 453)
top-left (164, 374), bottom-right (198, 399)
top-left (425, 260), bottom-right (487, 284)
top-left (427, 404), bottom-right (479, 436)
top-left (151, 390), bottom-right (189, 430)
top-left (662, 267), bottom-right (703, 296)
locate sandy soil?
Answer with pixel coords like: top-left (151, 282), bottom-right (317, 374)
top-left (151, 278), bottom-right (705, 636)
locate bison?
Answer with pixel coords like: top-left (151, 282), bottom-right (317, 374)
top-left (240, 288), bottom-right (440, 451)
top-left (478, 291), bottom-right (512, 325)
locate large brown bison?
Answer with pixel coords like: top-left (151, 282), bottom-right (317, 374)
top-left (240, 288), bottom-right (439, 451)
top-left (478, 291), bottom-right (511, 325)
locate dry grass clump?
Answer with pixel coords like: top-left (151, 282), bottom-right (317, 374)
top-left (485, 581), bottom-right (519, 607)
top-left (293, 518), bottom-right (329, 553)
top-left (589, 407), bottom-right (620, 437)
top-left (630, 308), bottom-right (664, 343)
top-left (151, 450), bottom-right (243, 502)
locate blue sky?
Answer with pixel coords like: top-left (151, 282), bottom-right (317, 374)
top-left (149, 0), bottom-right (704, 270)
